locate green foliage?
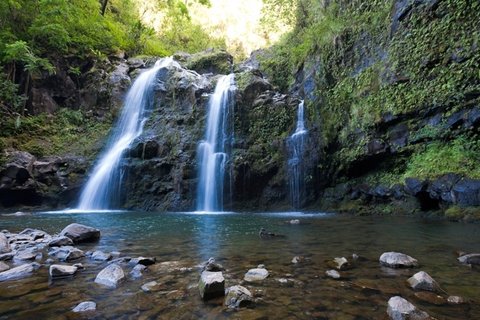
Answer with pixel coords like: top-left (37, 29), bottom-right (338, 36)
top-left (403, 135), bottom-right (480, 180)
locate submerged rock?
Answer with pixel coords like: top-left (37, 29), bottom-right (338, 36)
top-left (72, 301), bottom-right (96, 312)
top-left (60, 223), bottom-right (100, 243)
top-left (94, 263), bottom-right (125, 288)
top-left (0, 263), bottom-right (39, 282)
top-left (198, 271), bottom-right (225, 300)
top-left (457, 253), bottom-right (480, 265)
top-left (141, 280), bottom-right (164, 292)
top-left (244, 268), bottom-right (269, 282)
top-left (407, 271), bottom-right (441, 292)
top-left (325, 269), bottom-right (341, 279)
top-left (49, 264), bottom-right (78, 278)
top-left (225, 285), bottom-right (254, 309)
top-left (414, 292), bottom-right (446, 306)
top-left (380, 252), bottom-right (418, 268)
top-left (130, 256), bottom-right (156, 266)
top-left (447, 295), bottom-right (466, 305)
top-left (259, 228), bottom-right (285, 239)
top-left (387, 296), bottom-right (429, 320)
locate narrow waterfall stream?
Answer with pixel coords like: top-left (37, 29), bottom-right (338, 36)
top-left (287, 100), bottom-right (308, 209)
top-left (77, 58), bottom-right (175, 210)
top-left (196, 74), bottom-right (236, 212)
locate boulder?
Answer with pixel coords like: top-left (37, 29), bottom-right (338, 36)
top-left (0, 261), bottom-right (10, 272)
top-left (48, 246), bottom-right (85, 262)
top-left (0, 263), bottom-right (39, 282)
top-left (225, 285), bottom-right (254, 309)
top-left (452, 178), bottom-right (480, 206)
top-left (49, 264), bottom-right (78, 278)
top-left (387, 296), bottom-right (429, 320)
top-left (48, 236), bottom-right (73, 247)
top-left (457, 253), bottom-right (480, 265)
top-left (91, 250), bottom-right (112, 261)
top-left (13, 249), bottom-right (38, 262)
top-left (404, 178), bottom-right (427, 196)
top-left (244, 268), bottom-right (269, 282)
top-left (0, 233), bottom-right (11, 253)
top-left (94, 263), bottom-right (125, 288)
top-left (325, 269), bottom-right (341, 279)
top-left (198, 271), bottom-right (225, 300)
top-left (60, 223), bottom-right (100, 243)
top-left (407, 271), bottom-right (440, 292)
top-left (380, 252), bottom-right (418, 268)
top-left (72, 301), bottom-right (96, 313)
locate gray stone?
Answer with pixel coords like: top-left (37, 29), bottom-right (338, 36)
top-left (0, 261), bottom-right (10, 272)
top-left (244, 268), bottom-right (269, 282)
top-left (72, 301), bottom-right (96, 312)
top-left (130, 264), bottom-right (146, 279)
top-left (141, 280), bottom-right (163, 292)
top-left (48, 236), bottom-right (73, 247)
top-left (325, 269), bottom-right (341, 279)
top-left (91, 250), bottom-right (112, 261)
top-left (0, 233), bottom-right (11, 253)
top-left (380, 252), bottom-right (418, 268)
top-left (48, 246), bottom-right (85, 261)
top-left (0, 252), bottom-right (14, 261)
top-left (457, 253), bottom-right (480, 265)
top-left (49, 264), bottom-right (78, 278)
top-left (198, 271), bottom-right (225, 300)
top-left (0, 263), bottom-right (39, 282)
top-left (333, 257), bottom-right (349, 270)
top-left (407, 271), bottom-right (440, 292)
top-left (94, 263), bottom-right (125, 288)
top-left (60, 223), bottom-right (100, 243)
top-left (387, 296), bottom-right (429, 320)
top-left (202, 257), bottom-right (224, 272)
top-left (13, 249), bottom-right (37, 262)
top-left (225, 285), bottom-right (253, 309)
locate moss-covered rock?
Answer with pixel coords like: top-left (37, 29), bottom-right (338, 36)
top-left (180, 49), bottom-right (233, 75)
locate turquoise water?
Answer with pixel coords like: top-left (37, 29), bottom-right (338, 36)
top-left (0, 211), bottom-right (479, 319)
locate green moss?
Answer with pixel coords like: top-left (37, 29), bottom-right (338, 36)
top-left (0, 108), bottom-right (112, 159)
top-left (184, 50), bottom-right (232, 74)
top-left (403, 135), bottom-right (480, 180)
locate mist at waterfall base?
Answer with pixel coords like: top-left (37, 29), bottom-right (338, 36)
top-left (287, 100), bottom-right (308, 209)
top-left (76, 58), bottom-right (176, 210)
top-left (196, 74), bottom-right (236, 213)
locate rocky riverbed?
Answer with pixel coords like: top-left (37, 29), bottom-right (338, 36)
top-left (0, 211), bottom-right (479, 319)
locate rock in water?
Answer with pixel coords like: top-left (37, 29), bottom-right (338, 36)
top-left (0, 263), bottom-right (39, 282)
top-left (198, 271), bottom-right (225, 300)
top-left (48, 246), bottom-right (85, 262)
top-left (49, 264), bottom-right (78, 278)
top-left (407, 271), bottom-right (440, 292)
top-left (457, 253), bottom-right (480, 265)
top-left (380, 252), bottom-right (418, 268)
top-left (94, 263), bottom-right (125, 288)
top-left (72, 301), bottom-right (96, 312)
top-left (244, 268), bottom-right (269, 282)
top-left (91, 250), bottom-right (112, 261)
top-left (325, 270), bottom-right (341, 279)
top-left (0, 261), bottom-right (9, 272)
top-left (202, 257), bottom-right (224, 272)
top-left (387, 296), bottom-right (429, 320)
top-left (48, 236), bottom-right (73, 247)
top-left (225, 285), bottom-right (253, 309)
top-left (0, 233), bottom-right (11, 253)
top-left (60, 223), bottom-right (100, 243)
top-left (141, 280), bottom-right (163, 292)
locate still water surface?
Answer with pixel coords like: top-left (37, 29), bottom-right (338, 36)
top-left (0, 211), bottom-right (479, 319)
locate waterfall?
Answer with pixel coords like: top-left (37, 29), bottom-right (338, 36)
top-left (77, 57), bottom-right (175, 210)
top-left (287, 100), bottom-right (308, 209)
top-left (196, 74), bottom-right (236, 212)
